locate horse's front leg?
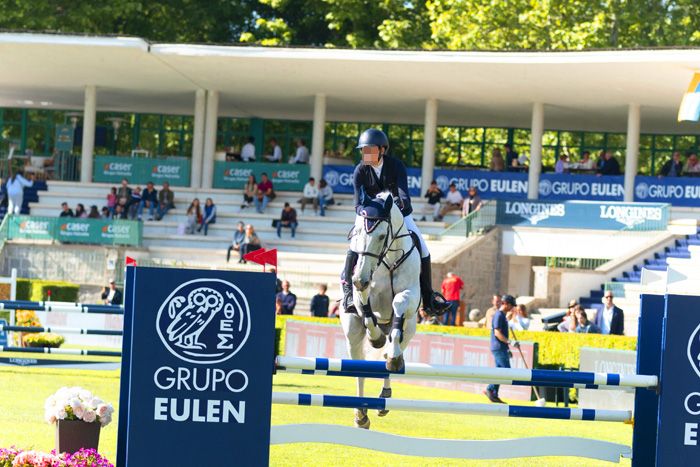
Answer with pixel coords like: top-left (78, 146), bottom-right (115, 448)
top-left (386, 289), bottom-right (416, 372)
top-left (356, 287), bottom-right (385, 349)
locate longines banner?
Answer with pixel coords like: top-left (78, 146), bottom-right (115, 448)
top-left (117, 267), bottom-right (276, 466)
top-left (7, 216), bottom-right (142, 246)
top-left (213, 161), bottom-right (309, 191)
top-left (93, 156), bottom-right (191, 186)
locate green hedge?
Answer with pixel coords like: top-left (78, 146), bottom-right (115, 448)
top-left (274, 316), bottom-right (637, 370)
top-left (15, 279), bottom-right (80, 302)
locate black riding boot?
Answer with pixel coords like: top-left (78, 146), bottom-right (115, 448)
top-left (341, 250), bottom-right (359, 313)
top-left (420, 255), bottom-right (450, 316)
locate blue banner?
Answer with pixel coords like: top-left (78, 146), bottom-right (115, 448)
top-left (495, 200), bottom-right (669, 230)
top-left (117, 267), bottom-right (276, 466)
top-left (434, 169), bottom-right (528, 200)
top-left (0, 319), bottom-right (6, 346)
top-left (634, 176), bottom-right (700, 207)
top-left (539, 174), bottom-right (624, 201)
top-left (323, 164), bottom-right (423, 197)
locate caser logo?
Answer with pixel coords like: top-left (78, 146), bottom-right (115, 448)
top-left (156, 279), bottom-right (251, 365)
top-left (104, 162), bottom-right (132, 172)
top-left (152, 165), bottom-right (180, 175)
top-left (687, 323), bottom-right (700, 379)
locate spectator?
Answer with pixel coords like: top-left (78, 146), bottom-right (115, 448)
top-left (484, 294), bottom-right (515, 403)
top-left (117, 178), bottom-right (132, 211)
top-left (226, 221), bottom-right (246, 263)
top-left (684, 153), bottom-right (700, 175)
top-left (595, 150), bottom-right (606, 171)
top-left (659, 152), bottom-right (683, 177)
top-left (198, 198), bottom-right (217, 235)
top-left (107, 187), bottom-right (117, 214)
top-left (509, 304), bottom-right (530, 331)
top-left (504, 144), bottom-right (519, 171)
top-left (578, 151), bottom-right (594, 170)
top-left (139, 181), bottom-right (158, 220)
top-left (239, 224), bottom-right (262, 263)
top-left (318, 179), bottom-right (335, 217)
top-left (555, 154), bottom-right (569, 174)
top-left (300, 177), bottom-right (318, 213)
top-left (276, 280), bottom-right (297, 315)
top-left (254, 173), bottom-right (275, 213)
top-left (101, 279), bottom-right (123, 306)
top-left (241, 136), bottom-right (256, 162)
top-left (74, 203), bottom-right (87, 218)
top-left (264, 138), bottom-right (282, 162)
top-left (479, 294), bottom-right (501, 328)
top-left (440, 272), bottom-right (464, 326)
top-left (277, 202), bottom-right (298, 238)
top-left (310, 284), bottom-right (330, 317)
top-left (437, 183), bottom-right (463, 220)
top-left (557, 299), bottom-right (579, 333)
top-left (241, 174), bottom-right (257, 210)
top-left (88, 205), bottom-right (100, 219)
top-left (270, 267), bottom-right (282, 293)
top-left (462, 186), bottom-right (483, 217)
top-left (128, 186), bottom-right (142, 220)
top-left (597, 151), bottom-right (621, 176)
top-left (113, 204), bottom-right (128, 220)
top-left (291, 139), bottom-right (309, 164)
top-left (594, 291), bottom-right (624, 335)
top-left (575, 307), bottom-right (601, 334)
top-left (490, 149), bottom-right (505, 171)
top-left (184, 199), bottom-right (202, 235)
top-left (156, 181), bottom-right (175, 220)
top-left (59, 202), bottom-right (74, 217)
top-left (101, 207), bottom-right (111, 219)
top-left (420, 180), bottom-right (443, 222)
top-left (6, 169), bottom-right (33, 215)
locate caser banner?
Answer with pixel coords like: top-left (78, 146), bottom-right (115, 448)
top-left (322, 164), bottom-right (422, 197)
top-left (213, 161), bottom-right (310, 191)
top-left (93, 156), bottom-right (191, 187)
top-left (7, 216), bottom-right (142, 246)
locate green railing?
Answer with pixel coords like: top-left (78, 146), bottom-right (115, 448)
top-left (439, 200), bottom-right (497, 239)
top-left (546, 257), bottom-right (610, 270)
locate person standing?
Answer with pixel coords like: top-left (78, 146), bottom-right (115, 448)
top-left (310, 284), bottom-right (330, 317)
top-left (440, 272), bottom-right (464, 326)
top-left (264, 138), bottom-right (282, 162)
top-left (101, 279), bottom-right (123, 306)
top-left (594, 291), bottom-right (624, 335)
top-left (659, 152), bottom-right (683, 177)
top-left (484, 294), bottom-right (516, 404)
top-left (6, 169), bottom-right (34, 215)
top-left (241, 136), bottom-right (256, 162)
top-left (291, 139), bottom-right (309, 164)
top-left (276, 280), bottom-right (297, 315)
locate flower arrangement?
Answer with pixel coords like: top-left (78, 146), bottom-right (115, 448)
top-left (0, 448), bottom-right (113, 467)
top-left (44, 388), bottom-right (114, 427)
top-left (24, 333), bottom-right (65, 349)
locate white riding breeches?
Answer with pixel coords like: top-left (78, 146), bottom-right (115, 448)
top-left (403, 215), bottom-right (429, 258)
top-left (8, 194), bottom-right (22, 215)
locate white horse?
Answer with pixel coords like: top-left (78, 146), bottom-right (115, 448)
top-left (340, 192), bottom-right (421, 429)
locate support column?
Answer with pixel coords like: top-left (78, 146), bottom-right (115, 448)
top-left (421, 98), bottom-right (438, 194)
top-left (80, 85), bottom-right (97, 183)
top-left (310, 94), bottom-right (326, 182)
top-left (624, 103), bottom-right (640, 202)
top-left (527, 102), bottom-right (544, 199)
top-left (201, 90), bottom-right (219, 189)
top-left (190, 89), bottom-right (206, 188)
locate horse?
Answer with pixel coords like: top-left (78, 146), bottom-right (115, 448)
top-left (340, 191), bottom-right (421, 429)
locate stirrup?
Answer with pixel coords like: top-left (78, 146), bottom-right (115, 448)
top-left (422, 292), bottom-right (450, 317)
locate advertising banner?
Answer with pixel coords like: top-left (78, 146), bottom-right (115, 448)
top-left (117, 267), bottom-right (276, 466)
top-left (54, 125), bottom-right (74, 152)
top-left (214, 161), bottom-right (310, 191)
top-left (8, 216), bottom-right (141, 246)
top-left (634, 175), bottom-right (700, 207)
top-left (323, 164), bottom-right (423, 197)
top-left (578, 348), bottom-right (636, 411)
top-left (93, 156), bottom-right (191, 187)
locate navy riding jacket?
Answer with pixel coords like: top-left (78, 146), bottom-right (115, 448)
top-left (352, 155), bottom-right (413, 217)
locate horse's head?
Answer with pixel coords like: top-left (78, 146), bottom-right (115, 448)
top-left (351, 192), bottom-right (403, 292)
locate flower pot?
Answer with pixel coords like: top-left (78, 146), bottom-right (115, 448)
top-left (55, 419), bottom-right (101, 454)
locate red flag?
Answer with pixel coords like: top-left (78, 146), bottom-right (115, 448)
top-left (243, 248), bottom-right (267, 264)
top-left (126, 256), bottom-right (137, 266)
top-left (258, 249), bottom-right (277, 268)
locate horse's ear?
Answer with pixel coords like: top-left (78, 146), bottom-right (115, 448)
top-left (383, 195), bottom-right (394, 214)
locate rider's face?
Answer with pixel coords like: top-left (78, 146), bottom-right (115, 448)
top-left (361, 146), bottom-right (381, 166)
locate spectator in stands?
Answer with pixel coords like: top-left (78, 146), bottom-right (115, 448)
top-left (74, 203), bottom-right (87, 218)
top-left (557, 299), bottom-right (579, 333)
top-left (156, 181), bottom-right (175, 220)
top-left (318, 179), bottom-right (335, 217)
top-left (595, 291), bottom-right (624, 335)
top-left (270, 267), bottom-right (282, 293)
top-left (277, 202), bottom-right (298, 238)
top-left (484, 294), bottom-right (516, 403)
top-left (659, 152), bottom-right (683, 177)
top-left (101, 279), bottom-right (123, 306)
top-left (440, 272), bottom-right (464, 326)
top-left (575, 307), bottom-right (601, 334)
top-left (241, 136), bottom-right (256, 162)
top-left (310, 284), bottom-right (330, 317)
top-left (508, 304), bottom-right (530, 331)
top-left (504, 144), bottom-right (519, 171)
top-left (684, 153), bottom-right (700, 175)
top-left (117, 178), bottom-right (132, 211)
top-left (555, 154), bottom-right (569, 174)
top-left (490, 149), bottom-right (505, 171)
top-left (462, 186), bottom-right (483, 217)
top-left (300, 177), bottom-right (318, 213)
top-left (479, 294), bottom-right (501, 328)
top-left (239, 224), bottom-right (262, 263)
top-left (264, 138), bottom-right (282, 162)
top-left (254, 173), bottom-right (275, 213)
top-left (241, 174), bottom-right (257, 210)
top-left (184, 198), bottom-right (202, 235)
top-left (226, 221), bottom-right (246, 263)
top-left (88, 205), bottom-right (100, 219)
top-left (128, 186), bottom-right (142, 220)
top-left (595, 150), bottom-right (606, 171)
top-left (291, 139), bottom-right (309, 164)
top-left (198, 198), bottom-right (217, 235)
top-left (437, 183), bottom-right (463, 220)
top-left (100, 207), bottom-right (110, 219)
top-left (6, 169), bottom-right (34, 215)
top-left (578, 151), bottom-right (594, 170)
top-left (597, 151), bottom-right (621, 176)
top-left (107, 187), bottom-right (117, 214)
top-left (138, 181), bottom-right (158, 221)
top-left (59, 202), bottom-right (74, 217)
top-left (113, 204), bottom-right (128, 220)
top-left (420, 180), bottom-right (443, 222)
top-left (276, 280), bottom-right (297, 315)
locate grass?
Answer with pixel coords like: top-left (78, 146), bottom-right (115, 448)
top-left (0, 365), bottom-right (632, 466)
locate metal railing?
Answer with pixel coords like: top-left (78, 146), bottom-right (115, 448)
top-left (439, 200), bottom-right (497, 239)
top-left (546, 257), bottom-right (610, 270)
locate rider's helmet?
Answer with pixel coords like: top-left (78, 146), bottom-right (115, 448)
top-left (357, 128), bottom-right (389, 153)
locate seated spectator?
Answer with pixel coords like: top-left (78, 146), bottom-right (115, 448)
top-left (300, 177), bottom-right (318, 213)
top-left (239, 224), bottom-right (261, 263)
top-left (318, 179), bottom-right (335, 217)
top-left (113, 204), bottom-right (128, 220)
top-left (226, 221), bottom-right (246, 263)
top-left (184, 198), bottom-right (202, 235)
top-left (437, 183), bottom-right (463, 220)
top-left (462, 186), bottom-right (483, 216)
top-left (87, 205), bottom-right (100, 219)
top-left (290, 139), bottom-right (309, 164)
top-left (275, 280), bottom-right (297, 315)
top-left (101, 279), bottom-right (123, 306)
top-left (59, 202), bottom-right (74, 217)
top-left (597, 151), bottom-right (621, 176)
top-left (557, 299), bottom-right (579, 333)
top-left (156, 181), bottom-right (175, 220)
top-left (128, 186), bottom-right (142, 220)
top-left (264, 138), bottom-right (282, 162)
top-left (241, 136), bottom-right (256, 162)
top-left (74, 203), bottom-right (87, 218)
top-left (241, 174), bottom-right (257, 210)
top-left (277, 202), bottom-right (298, 238)
top-left (107, 187), bottom-right (117, 214)
top-left (117, 178), bottom-right (132, 210)
top-left (254, 173), bottom-right (275, 213)
top-left (684, 153), bottom-right (700, 175)
top-left (420, 180), bottom-right (442, 222)
top-left (504, 143), bottom-right (519, 171)
top-left (575, 307), bottom-right (601, 334)
top-left (100, 206), bottom-right (111, 219)
top-left (139, 181), bottom-right (158, 220)
top-left (490, 149), bottom-right (505, 171)
top-left (198, 197), bottom-right (217, 235)
top-left (659, 152), bottom-right (683, 177)
top-left (578, 151), bottom-right (594, 170)
top-left (310, 284), bottom-right (330, 317)
top-left (508, 304), bottom-right (530, 331)
top-left (554, 154), bottom-right (569, 174)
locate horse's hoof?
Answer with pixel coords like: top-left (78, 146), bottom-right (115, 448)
top-left (369, 334), bottom-right (386, 349)
top-left (377, 387), bottom-right (391, 417)
top-left (386, 354), bottom-right (405, 372)
top-left (355, 409), bottom-right (370, 429)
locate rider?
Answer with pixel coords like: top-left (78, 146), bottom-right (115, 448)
top-left (341, 128), bottom-right (450, 317)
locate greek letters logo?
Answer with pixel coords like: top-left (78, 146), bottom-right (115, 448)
top-left (324, 170), bottom-right (340, 187)
top-left (538, 179), bottom-right (553, 197)
top-left (635, 182), bottom-right (649, 200)
top-left (687, 323), bottom-right (700, 379)
top-left (156, 279), bottom-right (251, 364)
top-left (435, 175), bottom-right (450, 192)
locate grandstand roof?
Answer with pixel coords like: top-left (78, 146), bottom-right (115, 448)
top-left (0, 33), bottom-right (699, 134)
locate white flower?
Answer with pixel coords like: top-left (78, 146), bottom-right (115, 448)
top-left (99, 413), bottom-right (112, 427)
top-left (90, 397), bottom-right (103, 408)
top-left (96, 404), bottom-right (110, 417)
top-left (83, 409), bottom-right (97, 423)
top-left (78, 389), bottom-right (93, 401)
top-left (56, 408), bottom-right (67, 420)
top-left (44, 395), bottom-right (56, 410)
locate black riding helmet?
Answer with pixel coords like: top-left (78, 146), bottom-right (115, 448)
top-left (356, 128), bottom-right (389, 152)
